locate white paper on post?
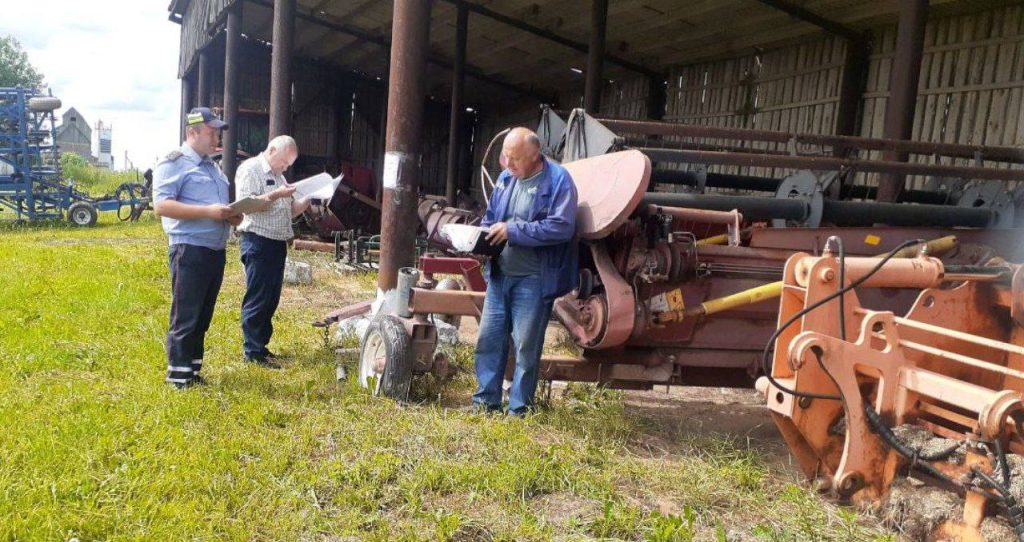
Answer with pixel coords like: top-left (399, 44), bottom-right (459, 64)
top-left (292, 172), bottom-right (342, 201)
top-left (382, 152), bottom-right (401, 189)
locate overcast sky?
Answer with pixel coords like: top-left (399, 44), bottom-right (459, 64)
top-left (0, 1), bottom-right (181, 171)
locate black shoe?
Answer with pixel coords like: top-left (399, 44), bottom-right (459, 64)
top-left (171, 379), bottom-right (197, 390)
top-left (244, 355), bottom-right (282, 369)
top-left (262, 350), bottom-right (279, 360)
top-left (192, 374), bottom-right (207, 386)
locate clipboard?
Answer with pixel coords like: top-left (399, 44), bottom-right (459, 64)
top-left (229, 196), bottom-right (271, 216)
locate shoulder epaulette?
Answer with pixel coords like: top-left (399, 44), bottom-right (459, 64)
top-left (162, 150), bottom-right (183, 162)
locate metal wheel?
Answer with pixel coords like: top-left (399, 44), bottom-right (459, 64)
top-left (358, 315), bottom-right (413, 400)
top-left (67, 201), bottom-right (98, 226)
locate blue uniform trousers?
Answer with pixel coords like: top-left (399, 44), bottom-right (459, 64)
top-left (240, 232), bottom-right (287, 358)
top-left (166, 244), bottom-right (225, 384)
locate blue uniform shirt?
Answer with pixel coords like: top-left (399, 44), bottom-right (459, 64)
top-left (152, 143), bottom-right (231, 249)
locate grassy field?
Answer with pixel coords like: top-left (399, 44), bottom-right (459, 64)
top-left (0, 213), bottom-right (893, 541)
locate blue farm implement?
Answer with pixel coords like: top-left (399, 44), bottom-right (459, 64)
top-left (0, 87), bottom-right (149, 226)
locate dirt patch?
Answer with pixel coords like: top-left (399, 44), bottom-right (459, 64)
top-left (530, 492), bottom-right (601, 531)
top-left (278, 254), bottom-right (375, 316)
top-left (620, 385), bottom-right (797, 474)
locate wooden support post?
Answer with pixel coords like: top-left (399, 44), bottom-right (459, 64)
top-left (584, 0), bottom-right (608, 113)
top-left (197, 48), bottom-right (211, 107)
top-left (269, 0), bottom-right (295, 138)
top-left (222, 2), bottom-right (242, 197)
top-left (877, 0), bottom-right (928, 203)
top-left (445, 3), bottom-right (468, 205)
top-left (378, 0), bottom-right (432, 291)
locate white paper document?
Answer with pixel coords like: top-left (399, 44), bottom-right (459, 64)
top-left (229, 196), bottom-right (271, 215)
top-left (292, 172), bottom-right (343, 201)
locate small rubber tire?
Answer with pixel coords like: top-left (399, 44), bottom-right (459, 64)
top-left (359, 315), bottom-right (413, 400)
top-left (28, 97), bottom-right (62, 112)
top-left (67, 201), bottom-right (98, 226)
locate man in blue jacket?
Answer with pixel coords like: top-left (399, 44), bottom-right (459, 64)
top-left (473, 127), bottom-right (578, 416)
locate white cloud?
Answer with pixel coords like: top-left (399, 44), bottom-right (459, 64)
top-left (0, 0), bottom-right (182, 170)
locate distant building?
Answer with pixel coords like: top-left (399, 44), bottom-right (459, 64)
top-left (95, 119), bottom-right (112, 169)
top-left (55, 107), bottom-right (95, 162)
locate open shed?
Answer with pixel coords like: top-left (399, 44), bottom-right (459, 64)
top-left (169, 0), bottom-right (1023, 192)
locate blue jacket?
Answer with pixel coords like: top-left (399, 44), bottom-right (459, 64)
top-left (482, 157), bottom-right (579, 300)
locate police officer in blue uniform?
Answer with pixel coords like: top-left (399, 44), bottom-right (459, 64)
top-left (153, 107), bottom-right (240, 389)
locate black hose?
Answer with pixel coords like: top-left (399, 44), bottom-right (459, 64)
top-left (863, 402), bottom-right (961, 487)
top-left (972, 466), bottom-right (1024, 541)
top-left (760, 239), bottom-right (925, 401)
top-left (997, 439), bottom-right (1013, 487)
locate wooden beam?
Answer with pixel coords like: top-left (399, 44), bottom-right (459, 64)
top-left (438, 0), bottom-right (660, 78)
top-left (753, 0), bottom-right (865, 44)
top-left (247, 0), bottom-right (551, 102)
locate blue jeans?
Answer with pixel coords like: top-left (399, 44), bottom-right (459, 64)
top-left (473, 274), bottom-right (554, 414)
top-left (240, 232), bottom-right (287, 358)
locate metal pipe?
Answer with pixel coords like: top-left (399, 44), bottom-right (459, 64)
top-left (840, 184), bottom-right (952, 205)
top-left (642, 191), bottom-right (996, 227)
top-left (600, 118), bottom-right (1024, 164)
top-left (222, 2), bottom-right (242, 197)
top-left (646, 204), bottom-right (740, 225)
top-left (642, 192), bottom-right (808, 222)
top-left (445, 3), bottom-right (467, 205)
top-left (822, 200), bottom-right (993, 228)
top-left (585, 0), bottom-right (608, 112)
top-left (639, 148), bottom-right (1024, 182)
top-left (696, 233), bottom-right (729, 246)
top-left (650, 169), bottom-right (781, 192)
top-left (668, 236), bottom-right (966, 322)
top-left (878, 0), bottom-right (929, 202)
top-left (197, 48), bottom-right (211, 107)
top-left (269, 0), bottom-right (295, 139)
top-left (378, 0), bottom-right (432, 291)
top-left (179, 75), bottom-right (192, 142)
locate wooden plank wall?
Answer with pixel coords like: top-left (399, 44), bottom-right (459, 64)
top-left (659, 35), bottom-right (847, 190)
top-left (202, 38), bottom-right (391, 178)
top-left (858, 4), bottom-right (1024, 191)
top-left (177, 0), bottom-right (233, 78)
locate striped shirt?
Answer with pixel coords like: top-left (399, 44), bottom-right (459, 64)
top-left (236, 154), bottom-right (294, 241)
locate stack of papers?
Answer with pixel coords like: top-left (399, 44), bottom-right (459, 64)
top-left (292, 172), bottom-right (343, 201)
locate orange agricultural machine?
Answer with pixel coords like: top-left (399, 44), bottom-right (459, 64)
top-left (759, 245), bottom-right (1024, 539)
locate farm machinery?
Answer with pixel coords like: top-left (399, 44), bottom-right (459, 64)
top-left (0, 87), bottom-right (149, 226)
top-left (317, 109), bottom-right (1024, 536)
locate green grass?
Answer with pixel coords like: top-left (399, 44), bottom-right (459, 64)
top-left (59, 152), bottom-right (145, 197)
top-left (0, 215), bottom-right (893, 541)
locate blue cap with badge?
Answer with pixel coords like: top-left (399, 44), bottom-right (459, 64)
top-left (185, 107), bottom-right (228, 129)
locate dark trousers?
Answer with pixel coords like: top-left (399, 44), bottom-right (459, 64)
top-left (166, 244), bottom-right (226, 384)
top-left (240, 232), bottom-right (287, 358)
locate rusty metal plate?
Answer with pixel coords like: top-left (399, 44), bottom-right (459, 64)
top-left (563, 150), bottom-right (651, 240)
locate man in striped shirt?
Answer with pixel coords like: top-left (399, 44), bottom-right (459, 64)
top-left (235, 135), bottom-right (311, 367)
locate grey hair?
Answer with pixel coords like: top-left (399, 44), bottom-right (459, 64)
top-left (503, 127), bottom-right (541, 149)
top-left (267, 135), bottom-right (298, 153)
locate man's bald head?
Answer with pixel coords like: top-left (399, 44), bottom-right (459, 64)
top-left (501, 127), bottom-right (543, 179)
